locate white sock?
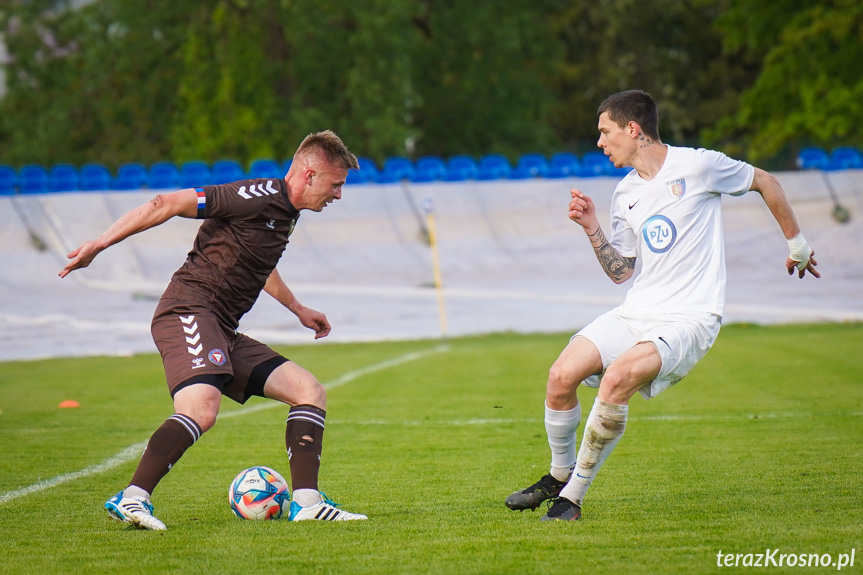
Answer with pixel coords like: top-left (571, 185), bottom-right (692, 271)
top-left (545, 401), bottom-right (581, 482)
top-left (123, 485), bottom-right (151, 500)
top-left (292, 488), bottom-right (321, 507)
top-left (560, 398), bottom-right (628, 506)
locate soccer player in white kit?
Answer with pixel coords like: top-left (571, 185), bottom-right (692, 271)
top-left (505, 90), bottom-right (820, 521)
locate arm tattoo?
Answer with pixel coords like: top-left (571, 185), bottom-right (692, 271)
top-left (586, 227), bottom-right (636, 282)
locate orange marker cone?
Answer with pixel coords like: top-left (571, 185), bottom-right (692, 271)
top-left (58, 400), bottom-right (80, 408)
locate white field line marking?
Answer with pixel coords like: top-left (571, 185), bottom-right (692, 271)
top-left (328, 410), bottom-right (862, 426)
top-left (0, 344), bottom-right (450, 505)
top-left (0, 442), bottom-right (148, 505)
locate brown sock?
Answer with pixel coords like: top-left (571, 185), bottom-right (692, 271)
top-left (129, 413), bottom-right (202, 494)
top-left (285, 405), bottom-right (325, 491)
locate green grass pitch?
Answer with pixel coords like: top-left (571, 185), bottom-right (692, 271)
top-left (0, 323), bottom-right (861, 574)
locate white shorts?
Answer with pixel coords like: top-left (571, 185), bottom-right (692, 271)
top-left (574, 305), bottom-right (722, 400)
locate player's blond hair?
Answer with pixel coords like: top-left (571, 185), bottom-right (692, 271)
top-left (295, 130), bottom-right (359, 171)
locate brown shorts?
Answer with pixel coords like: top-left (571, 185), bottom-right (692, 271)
top-left (151, 299), bottom-right (287, 404)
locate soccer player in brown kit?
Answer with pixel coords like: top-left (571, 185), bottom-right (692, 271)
top-left (59, 131), bottom-right (367, 529)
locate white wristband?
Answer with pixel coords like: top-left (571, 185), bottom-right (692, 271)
top-left (787, 232), bottom-right (812, 270)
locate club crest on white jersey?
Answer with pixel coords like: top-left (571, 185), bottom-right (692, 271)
top-left (666, 178), bottom-right (686, 198)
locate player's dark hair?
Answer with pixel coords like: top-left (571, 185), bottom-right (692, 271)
top-left (295, 130), bottom-right (359, 171)
top-left (597, 90), bottom-right (661, 142)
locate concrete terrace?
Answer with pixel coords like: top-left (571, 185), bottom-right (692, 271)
top-left (1, 171), bottom-right (861, 361)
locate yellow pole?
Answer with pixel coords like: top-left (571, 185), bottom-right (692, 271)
top-left (424, 197), bottom-right (448, 337)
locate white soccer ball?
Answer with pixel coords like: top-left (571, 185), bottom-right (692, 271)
top-left (228, 466), bottom-right (291, 520)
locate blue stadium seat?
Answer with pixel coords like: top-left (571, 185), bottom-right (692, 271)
top-left (113, 163), bottom-right (148, 190)
top-left (148, 162), bottom-right (180, 189)
top-left (211, 159), bottom-right (246, 185)
top-left (49, 164), bottom-right (79, 192)
top-left (548, 153), bottom-right (581, 178)
top-left (411, 156), bottom-right (447, 182)
top-left (378, 157), bottom-right (415, 183)
top-left (345, 168), bottom-right (364, 184)
top-left (580, 152), bottom-right (616, 177)
top-left (827, 147), bottom-right (863, 170)
top-left (19, 165), bottom-right (49, 194)
top-left (796, 147), bottom-right (830, 170)
top-left (79, 163), bottom-right (113, 191)
top-left (477, 154), bottom-right (513, 180)
top-left (346, 157), bottom-right (379, 184)
top-left (610, 165), bottom-right (633, 178)
top-left (179, 161), bottom-right (211, 188)
top-left (249, 159), bottom-right (283, 179)
top-left (511, 153), bottom-right (550, 179)
top-left (0, 165), bottom-right (17, 195)
top-left (445, 155), bottom-right (479, 181)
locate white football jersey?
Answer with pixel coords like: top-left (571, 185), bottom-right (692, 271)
top-left (608, 146), bottom-right (754, 317)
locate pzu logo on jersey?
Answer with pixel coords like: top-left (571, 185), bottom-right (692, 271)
top-left (642, 215), bottom-right (677, 254)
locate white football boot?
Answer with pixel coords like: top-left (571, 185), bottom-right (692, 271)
top-left (105, 491), bottom-right (167, 531)
top-left (288, 492), bottom-right (367, 522)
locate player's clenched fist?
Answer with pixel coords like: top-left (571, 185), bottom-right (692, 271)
top-left (568, 188), bottom-right (596, 229)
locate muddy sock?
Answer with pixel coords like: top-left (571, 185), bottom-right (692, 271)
top-left (559, 398), bottom-right (627, 506)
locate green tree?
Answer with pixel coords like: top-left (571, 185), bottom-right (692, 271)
top-left (278, 0), bottom-right (419, 162)
top-left (550, 0), bottom-right (753, 152)
top-left (0, 0), bottom-right (566, 168)
top-left (0, 0), bottom-right (193, 167)
top-left (410, 0), bottom-right (562, 159)
top-left (705, 0), bottom-right (863, 163)
top-left (170, 1), bottom-right (284, 164)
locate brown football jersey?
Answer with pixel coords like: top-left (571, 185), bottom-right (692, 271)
top-left (160, 177), bottom-right (299, 330)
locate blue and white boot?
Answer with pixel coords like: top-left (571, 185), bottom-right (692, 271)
top-left (288, 492), bottom-right (367, 522)
top-left (105, 491), bottom-right (167, 530)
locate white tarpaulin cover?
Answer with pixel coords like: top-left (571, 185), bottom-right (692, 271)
top-left (1, 171), bottom-right (860, 361)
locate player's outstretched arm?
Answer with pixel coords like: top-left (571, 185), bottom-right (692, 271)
top-left (750, 168), bottom-right (820, 279)
top-left (263, 268), bottom-right (331, 339)
top-left (569, 188), bottom-right (635, 284)
top-left (59, 188), bottom-right (199, 278)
